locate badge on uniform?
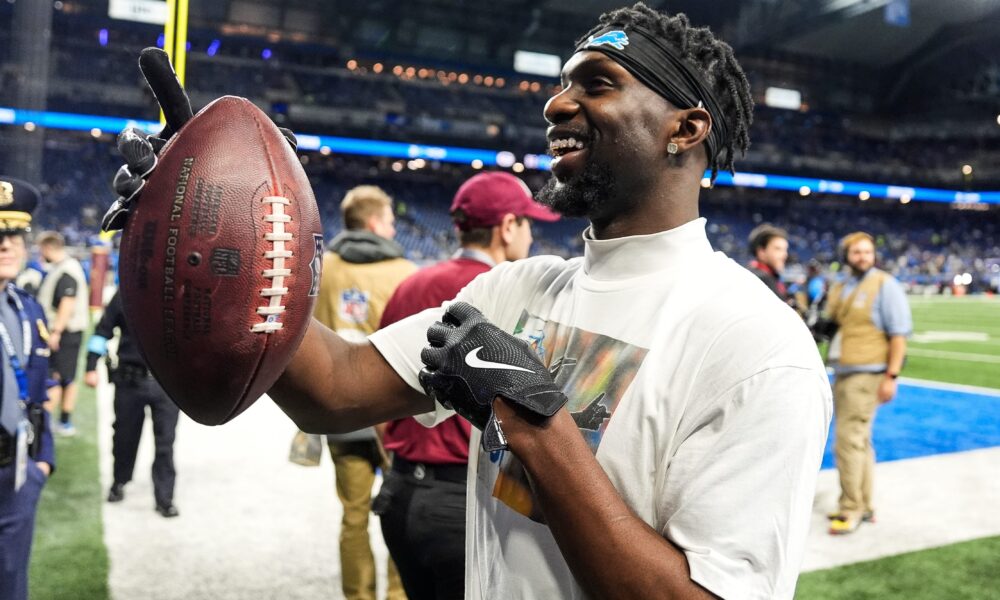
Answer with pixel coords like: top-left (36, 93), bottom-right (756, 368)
top-left (14, 418), bottom-right (29, 492)
top-left (36, 318), bottom-right (49, 343)
top-left (338, 288), bottom-right (370, 325)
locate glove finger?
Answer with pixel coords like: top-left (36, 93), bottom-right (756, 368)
top-left (425, 322), bottom-right (452, 347)
top-left (101, 198), bottom-right (131, 232)
top-left (117, 128), bottom-right (157, 178)
top-left (278, 127), bottom-right (298, 151)
top-left (419, 345), bottom-right (447, 370)
top-left (443, 301), bottom-right (483, 327)
top-left (112, 165), bottom-right (145, 201)
top-left (139, 48), bottom-right (194, 138)
top-left (417, 368), bottom-right (451, 407)
top-left (481, 412), bottom-right (509, 452)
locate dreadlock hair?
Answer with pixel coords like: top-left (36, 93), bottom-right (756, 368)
top-left (576, 3), bottom-right (753, 178)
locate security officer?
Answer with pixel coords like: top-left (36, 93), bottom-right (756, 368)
top-left (0, 177), bottom-right (55, 600)
top-left (84, 290), bottom-right (180, 517)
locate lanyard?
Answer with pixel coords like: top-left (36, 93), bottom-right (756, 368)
top-left (0, 284), bottom-right (31, 402)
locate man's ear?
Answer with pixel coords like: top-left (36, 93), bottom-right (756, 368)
top-left (498, 213), bottom-right (518, 245)
top-left (665, 106), bottom-right (712, 157)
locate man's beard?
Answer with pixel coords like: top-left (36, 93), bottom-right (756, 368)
top-left (536, 158), bottom-right (617, 220)
top-left (848, 261), bottom-right (871, 277)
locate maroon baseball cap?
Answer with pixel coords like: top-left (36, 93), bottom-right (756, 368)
top-left (450, 172), bottom-right (560, 231)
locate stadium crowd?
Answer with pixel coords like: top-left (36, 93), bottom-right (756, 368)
top-left (23, 137), bottom-right (1000, 294)
top-left (3, 18), bottom-right (999, 188)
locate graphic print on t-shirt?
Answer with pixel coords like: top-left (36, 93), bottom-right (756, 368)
top-left (487, 309), bottom-right (648, 521)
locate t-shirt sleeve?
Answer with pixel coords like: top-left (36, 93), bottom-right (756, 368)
top-left (878, 277), bottom-right (912, 336)
top-left (661, 366), bottom-right (832, 600)
top-left (52, 273), bottom-right (77, 305)
top-left (368, 264), bottom-right (504, 426)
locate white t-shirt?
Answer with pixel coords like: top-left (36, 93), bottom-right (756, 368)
top-left (369, 218), bottom-right (832, 600)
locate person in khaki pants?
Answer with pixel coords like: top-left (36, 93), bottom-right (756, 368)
top-left (314, 185), bottom-right (415, 599)
top-left (825, 232), bottom-right (911, 535)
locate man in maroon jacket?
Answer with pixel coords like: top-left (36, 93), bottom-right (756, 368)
top-left (375, 172), bottom-right (559, 599)
top-left (747, 223), bottom-right (792, 304)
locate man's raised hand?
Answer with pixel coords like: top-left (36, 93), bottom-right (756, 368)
top-left (418, 302), bottom-right (567, 451)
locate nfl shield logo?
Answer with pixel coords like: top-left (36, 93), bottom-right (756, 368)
top-left (308, 234), bottom-right (323, 297)
top-left (339, 288), bottom-right (370, 325)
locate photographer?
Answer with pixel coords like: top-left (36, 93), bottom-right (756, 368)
top-left (84, 290), bottom-right (180, 517)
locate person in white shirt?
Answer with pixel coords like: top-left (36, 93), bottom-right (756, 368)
top-left (115, 3), bottom-right (832, 598)
top-left (270, 5), bottom-right (832, 599)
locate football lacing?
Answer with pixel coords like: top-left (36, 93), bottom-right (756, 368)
top-left (253, 195), bottom-right (292, 333)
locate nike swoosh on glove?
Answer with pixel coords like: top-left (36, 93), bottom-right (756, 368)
top-left (104, 48), bottom-right (297, 232)
top-left (418, 301), bottom-right (567, 452)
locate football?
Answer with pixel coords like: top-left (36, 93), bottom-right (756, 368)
top-left (118, 96), bottom-right (323, 425)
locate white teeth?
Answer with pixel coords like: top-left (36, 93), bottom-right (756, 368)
top-left (549, 137), bottom-right (586, 153)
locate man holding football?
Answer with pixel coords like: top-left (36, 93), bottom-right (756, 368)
top-left (110, 4), bottom-right (831, 598)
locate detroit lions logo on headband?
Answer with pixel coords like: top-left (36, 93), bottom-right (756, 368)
top-left (587, 30), bottom-right (629, 50)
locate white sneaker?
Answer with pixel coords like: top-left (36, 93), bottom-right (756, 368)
top-left (56, 423), bottom-right (77, 437)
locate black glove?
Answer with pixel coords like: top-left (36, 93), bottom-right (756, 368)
top-left (418, 302), bottom-right (567, 452)
top-left (104, 48), bottom-right (297, 232)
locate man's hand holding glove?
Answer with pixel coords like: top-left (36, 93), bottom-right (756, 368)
top-left (418, 302), bottom-right (567, 452)
top-left (105, 47), bottom-right (297, 232)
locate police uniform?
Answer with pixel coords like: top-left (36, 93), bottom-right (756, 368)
top-left (0, 177), bottom-right (54, 600)
top-left (85, 290), bottom-right (180, 516)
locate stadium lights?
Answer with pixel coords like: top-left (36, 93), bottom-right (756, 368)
top-left (859, 190), bottom-right (870, 201)
top-left (391, 161), bottom-right (404, 172)
top-left (347, 60), bottom-right (358, 70)
top-left (23, 122), bottom-right (35, 132)
top-left (512, 162), bottom-right (525, 173)
top-left (373, 63), bottom-right (383, 74)
top-left (996, 114), bottom-right (1000, 126)
top-left (700, 177), bottom-right (711, 188)
top-left (4, 106), bottom-right (1000, 205)
top-left (900, 194), bottom-right (912, 204)
top-left (799, 186), bottom-right (811, 196)
top-left (90, 128), bottom-right (102, 138)
top-left (319, 146), bottom-right (331, 155)
top-left (471, 159), bottom-right (484, 169)
top-left (962, 164), bottom-right (973, 175)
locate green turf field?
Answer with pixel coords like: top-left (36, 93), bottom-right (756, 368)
top-left (902, 296), bottom-right (1000, 389)
top-left (30, 384), bottom-right (110, 600)
top-left (797, 536), bottom-right (1000, 599)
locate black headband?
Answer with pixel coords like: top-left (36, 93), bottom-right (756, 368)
top-left (575, 25), bottom-right (730, 178)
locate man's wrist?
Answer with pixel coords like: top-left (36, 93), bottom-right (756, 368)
top-left (885, 372), bottom-right (899, 379)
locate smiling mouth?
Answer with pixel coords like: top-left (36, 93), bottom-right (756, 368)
top-left (548, 136), bottom-right (588, 158)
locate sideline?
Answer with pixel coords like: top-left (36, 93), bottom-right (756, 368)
top-left (97, 375), bottom-right (394, 600)
top-left (802, 447), bottom-right (1000, 572)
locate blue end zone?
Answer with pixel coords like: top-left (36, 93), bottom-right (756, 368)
top-left (820, 381), bottom-right (1000, 469)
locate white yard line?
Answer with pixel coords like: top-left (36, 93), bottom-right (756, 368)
top-left (801, 446), bottom-right (1000, 572)
top-left (98, 377), bottom-right (394, 600)
top-left (906, 347), bottom-right (1000, 364)
top-left (898, 376), bottom-right (1000, 397)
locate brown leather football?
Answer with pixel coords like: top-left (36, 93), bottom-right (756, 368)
top-left (119, 96), bottom-right (323, 425)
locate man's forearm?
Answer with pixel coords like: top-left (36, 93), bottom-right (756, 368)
top-left (270, 319), bottom-right (432, 434)
top-left (53, 297), bottom-right (75, 332)
top-left (887, 335), bottom-right (906, 375)
top-left (496, 402), bottom-right (718, 600)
